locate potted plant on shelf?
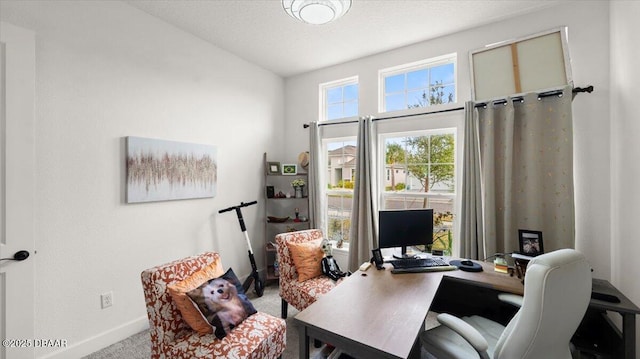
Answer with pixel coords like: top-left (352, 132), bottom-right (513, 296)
top-left (291, 178), bottom-right (306, 198)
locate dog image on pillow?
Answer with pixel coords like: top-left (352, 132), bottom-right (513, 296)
top-left (201, 277), bottom-right (248, 335)
top-left (186, 268), bottom-right (258, 339)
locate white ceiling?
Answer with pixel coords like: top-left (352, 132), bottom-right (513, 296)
top-left (124, 0), bottom-right (561, 78)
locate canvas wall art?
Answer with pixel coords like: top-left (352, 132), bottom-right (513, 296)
top-left (126, 136), bottom-right (217, 203)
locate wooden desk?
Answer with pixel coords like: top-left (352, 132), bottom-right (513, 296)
top-left (587, 279), bottom-right (640, 359)
top-left (294, 261), bottom-right (523, 359)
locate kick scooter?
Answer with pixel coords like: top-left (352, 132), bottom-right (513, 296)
top-left (218, 200), bottom-right (264, 297)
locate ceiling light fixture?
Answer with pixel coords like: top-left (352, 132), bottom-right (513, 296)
top-left (282, 0), bottom-right (352, 25)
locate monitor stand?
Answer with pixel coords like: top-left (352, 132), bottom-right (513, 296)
top-left (392, 246), bottom-right (418, 260)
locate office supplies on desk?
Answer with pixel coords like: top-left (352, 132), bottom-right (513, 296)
top-left (449, 259), bottom-right (483, 272)
top-left (359, 262), bottom-right (372, 271)
top-left (371, 248), bottom-right (384, 270)
top-left (591, 291), bottom-right (620, 303)
top-left (391, 265), bottom-right (457, 274)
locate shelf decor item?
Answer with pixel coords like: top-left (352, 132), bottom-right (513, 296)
top-left (291, 178), bottom-right (306, 198)
top-left (267, 216), bottom-right (290, 223)
top-left (282, 164), bottom-right (297, 175)
top-left (267, 162), bottom-right (281, 175)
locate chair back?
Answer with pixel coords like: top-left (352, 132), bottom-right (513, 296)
top-left (494, 249), bottom-right (592, 359)
top-left (275, 228), bottom-right (324, 284)
top-left (140, 252), bottom-right (221, 359)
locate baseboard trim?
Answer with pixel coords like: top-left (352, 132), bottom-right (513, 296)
top-left (37, 316), bottom-right (149, 359)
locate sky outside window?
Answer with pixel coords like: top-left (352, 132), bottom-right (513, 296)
top-left (326, 83), bottom-right (359, 120)
top-left (382, 60), bottom-right (455, 112)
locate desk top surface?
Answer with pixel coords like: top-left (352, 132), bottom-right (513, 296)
top-left (294, 260), bottom-right (523, 359)
top-left (591, 278), bottom-right (640, 314)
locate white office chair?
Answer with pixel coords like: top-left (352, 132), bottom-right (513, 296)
top-left (420, 248), bottom-right (592, 359)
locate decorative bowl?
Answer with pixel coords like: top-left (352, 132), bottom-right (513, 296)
top-left (267, 216), bottom-right (289, 223)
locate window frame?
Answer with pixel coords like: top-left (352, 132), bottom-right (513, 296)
top-left (378, 53), bottom-right (457, 114)
top-left (319, 76), bottom-right (359, 122)
top-left (376, 111), bottom-right (462, 256)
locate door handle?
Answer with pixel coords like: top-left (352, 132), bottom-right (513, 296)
top-left (0, 250), bottom-right (30, 262)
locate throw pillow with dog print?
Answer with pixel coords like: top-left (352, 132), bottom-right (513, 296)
top-left (186, 268), bottom-right (257, 339)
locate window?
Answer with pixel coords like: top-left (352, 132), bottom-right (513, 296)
top-left (320, 77), bottom-right (358, 121)
top-left (379, 55), bottom-right (456, 113)
top-left (380, 129), bottom-right (457, 254)
top-left (324, 138), bottom-right (357, 246)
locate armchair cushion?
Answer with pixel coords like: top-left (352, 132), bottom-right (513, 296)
top-left (167, 312), bottom-right (285, 358)
top-left (167, 259), bottom-right (225, 334)
top-left (287, 239), bottom-right (324, 282)
top-left (186, 268), bottom-right (257, 339)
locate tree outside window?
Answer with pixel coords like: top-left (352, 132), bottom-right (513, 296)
top-left (382, 131), bottom-right (456, 254)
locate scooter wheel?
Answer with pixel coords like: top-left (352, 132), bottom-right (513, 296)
top-left (254, 279), bottom-right (264, 297)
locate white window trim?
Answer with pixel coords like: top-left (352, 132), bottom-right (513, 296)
top-left (319, 76), bottom-right (359, 122)
top-left (378, 53), bottom-right (457, 114)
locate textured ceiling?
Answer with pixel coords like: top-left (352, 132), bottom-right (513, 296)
top-left (124, 0), bottom-right (561, 78)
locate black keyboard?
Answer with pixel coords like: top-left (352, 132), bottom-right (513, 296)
top-left (390, 257), bottom-right (449, 269)
top-left (391, 265), bottom-right (457, 274)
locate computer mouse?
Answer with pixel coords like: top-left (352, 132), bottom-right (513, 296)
top-left (461, 260), bottom-right (474, 266)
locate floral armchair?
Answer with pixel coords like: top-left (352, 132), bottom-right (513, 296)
top-left (276, 229), bottom-right (339, 318)
top-left (141, 252), bottom-right (286, 359)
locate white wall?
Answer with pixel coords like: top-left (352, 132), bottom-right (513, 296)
top-left (284, 1), bottom-right (612, 276)
top-left (610, 2), bottom-right (640, 356)
top-left (1, 1), bottom-right (284, 357)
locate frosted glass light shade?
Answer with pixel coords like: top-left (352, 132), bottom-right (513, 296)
top-left (283, 0), bottom-right (352, 25)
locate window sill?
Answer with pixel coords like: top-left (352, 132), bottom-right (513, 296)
top-left (328, 240), bottom-right (349, 253)
top-left (333, 245), bottom-right (349, 254)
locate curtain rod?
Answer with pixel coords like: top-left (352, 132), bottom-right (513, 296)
top-left (302, 85), bottom-right (593, 128)
top-left (474, 85), bottom-right (594, 108)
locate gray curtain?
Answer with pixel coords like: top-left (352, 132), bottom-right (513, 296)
top-left (308, 121), bottom-right (325, 230)
top-left (478, 85), bottom-right (575, 255)
top-left (348, 116), bottom-right (378, 271)
top-left (459, 101), bottom-right (485, 259)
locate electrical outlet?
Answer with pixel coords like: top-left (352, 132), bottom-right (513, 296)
top-left (101, 291), bottom-right (113, 309)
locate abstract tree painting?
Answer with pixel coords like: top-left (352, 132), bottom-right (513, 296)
top-left (126, 137), bottom-right (217, 203)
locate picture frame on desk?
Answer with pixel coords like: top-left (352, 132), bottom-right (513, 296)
top-left (518, 229), bottom-right (544, 257)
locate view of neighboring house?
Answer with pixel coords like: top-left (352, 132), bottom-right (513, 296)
top-left (327, 145), bottom-right (356, 187)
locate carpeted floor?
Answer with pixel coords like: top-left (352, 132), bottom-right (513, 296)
top-left (85, 284), bottom-right (439, 358)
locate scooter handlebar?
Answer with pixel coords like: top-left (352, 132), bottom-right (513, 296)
top-left (218, 200), bottom-right (258, 214)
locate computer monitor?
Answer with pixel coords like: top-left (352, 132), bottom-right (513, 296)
top-left (378, 208), bottom-right (434, 259)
